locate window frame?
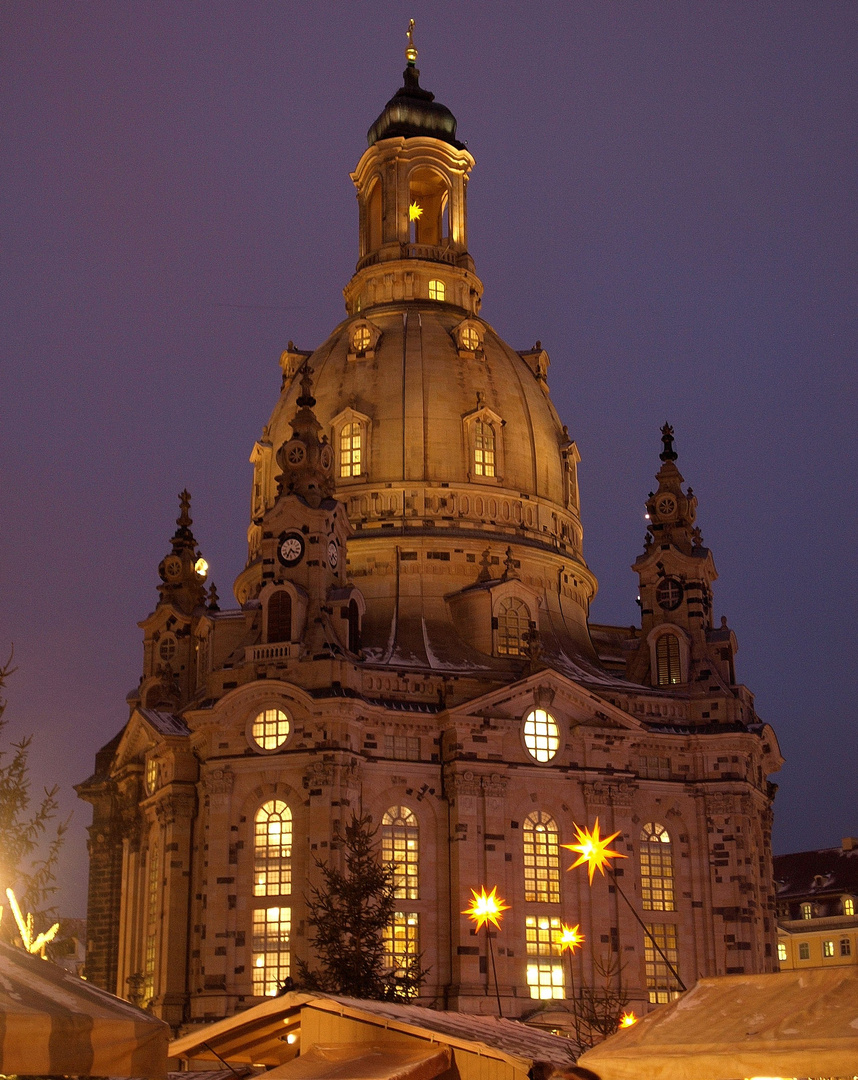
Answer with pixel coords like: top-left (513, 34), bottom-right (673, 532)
top-left (640, 822), bottom-right (676, 912)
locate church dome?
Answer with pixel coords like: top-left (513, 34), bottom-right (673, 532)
top-left (367, 63), bottom-right (462, 149)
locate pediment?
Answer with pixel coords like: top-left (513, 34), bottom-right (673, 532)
top-left (112, 707), bottom-right (189, 770)
top-left (447, 668), bottom-right (644, 732)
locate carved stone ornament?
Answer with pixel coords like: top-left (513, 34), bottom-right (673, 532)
top-left (444, 767), bottom-right (481, 798)
top-left (583, 781), bottom-right (635, 809)
top-left (705, 792), bottom-right (739, 817)
top-left (154, 792), bottom-right (196, 826)
top-left (303, 760), bottom-right (334, 789)
top-left (203, 766), bottom-right (235, 796)
top-left (482, 773), bottom-right (508, 798)
top-left (534, 684), bottom-right (556, 710)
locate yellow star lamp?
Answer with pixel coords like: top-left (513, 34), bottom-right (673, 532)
top-left (562, 817), bottom-right (627, 883)
top-left (557, 922), bottom-right (585, 952)
top-left (463, 885), bottom-right (509, 931)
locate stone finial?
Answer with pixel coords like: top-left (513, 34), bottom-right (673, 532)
top-left (477, 547), bottom-right (492, 583)
top-left (501, 546), bottom-right (519, 581)
top-left (660, 422), bottom-right (678, 462)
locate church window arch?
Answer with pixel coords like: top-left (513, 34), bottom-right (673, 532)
top-left (254, 799), bottom-right (292, 897)
top-left (428, 278), bottom-right (445, 301)
top-left (382, 805), bottom-right (419, 900)
top-left (366, 176), bottom-right (382, 253)
top-left (640, 822), bottom-right (675, 911)
top-left (408, 167), bottom-right (449, 246)
top-left (267, 590), bottom-right (292, 643)
top-left (497, 596), bottom-right (530, 657)
top-left (463, 404), bottom-right (504, 483)
top-left (474, 420), bottom-right (496, 477)
top-left (523, 810), bottom-right (560, 902)
top-left (655, 633), bottom-right (682, 686)
top-left (332, 407), bottom-right (371, 481)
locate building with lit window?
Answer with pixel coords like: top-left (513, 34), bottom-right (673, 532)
top-left (78, 43), bottom-right (782, 1033)
top-left (774, 839), bottom-right (858, 971)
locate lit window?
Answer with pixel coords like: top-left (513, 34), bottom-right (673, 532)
top-left (251, 708), bottom-right (290, 751)
top-left (252, 906), bottom-right (291, 996)
top-left (777, 941), bottom-right (787, 962)
top-left (800, 902), bottom-right (813, 920)
top-left (384, 911), bottom-right (419, 994)
top-left (823, 939), bottom-right (835, 957)
top-left (525, 915), bottom-right (564, 999)
top-left (523, 708), bottom-right (560, 763)
top-left (644, 923), bottom-right (680, 1004)
top-left (254, 800), bottom-right (292, 897)
top-left (267, 591), bottom-right (292, 643)
top-left (473, 420), bottom-right (496, 477)
top-left (841, 937), bottom-right (851, 956)
top-left (655, 578), bottom-right (683, 611)
top-left (461, 325), bottom-right (480, 350)
top-left (340, 421), bottom-right (362, 478)
top-left (640, 823), bottom-right (675, 912)
top-left (429, 279), bottom-right (445, 301)
top-left (144, 841), bottom-right (160, 1006)
top-left (497, 597), bottom-right (530, 657)
top-left (353, 325), bottom-right (372, 352)
top-left (655, 633), bottom-right (681, 685)
top-left (382, 806), bottom-right (419, 900)
top-left (798, 941), bottom-right (810, 960)
top-left (843, 897), bottom-right (855, 916)
top-left (145, 758), bottom-right (159, 795)
top-left (523, 811), bottom-right (560, 903)
top-left (383, 735), bottom-right (420, 760)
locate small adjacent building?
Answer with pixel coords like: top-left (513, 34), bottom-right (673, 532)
top-left (774, 837), bottom-right (858, 970)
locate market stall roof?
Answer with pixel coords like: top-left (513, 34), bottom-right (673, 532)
top-left (170, 992), bottom-right (580, 1076)
top-left (0, 940), bottom-right (169, 1078)
top-left (577, 966), bottom-right (858, 1080)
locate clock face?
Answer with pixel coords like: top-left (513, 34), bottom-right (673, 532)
top-left (277, 532), bottom-right (305, 567)
top-left (327, 540), bottom-right (339, 568)
top-left (320, 444), bottom-right (334, 471)
top-left (164, 556), bottom-right (182, 580)
top-left (656, 494), bottom-right (677, 517)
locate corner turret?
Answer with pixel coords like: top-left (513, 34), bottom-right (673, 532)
top-left (156, 490), bottom-right (209, 614)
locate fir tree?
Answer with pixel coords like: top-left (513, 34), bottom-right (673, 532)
top-left (0, 654), bottom-right (66, 942)
top-left (296, 810), bottom-right (427, 1000)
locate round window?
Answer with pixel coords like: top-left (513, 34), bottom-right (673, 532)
top-left (353, 325), bottom-right (372, 352)
top-left (523, 708), bottom-right (560, 763)
top-left (656, 578), bottom-right (683, 611)
top-left (158, 634), bottom-right (177, 663)
top-left (461, 326), bottom-right (480, 350)
top-left (251, 707), bottom-right (291, 752)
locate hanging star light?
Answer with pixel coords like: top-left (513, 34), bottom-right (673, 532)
top-left (618, 1010), bottom-right (638, 1028)
top-left (462, 885), bottom-right (509, 931)
top-left (408, 201), bottom-right (423, 222)
top-left (556, 922), bottom-right (585, 952)
top-left (562, 818), bottom-right (628, 883)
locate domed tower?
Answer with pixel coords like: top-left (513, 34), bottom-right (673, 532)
top-left (237, 35), bottom-right (598, 676)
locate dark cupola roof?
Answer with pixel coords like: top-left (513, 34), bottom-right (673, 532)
top-left (367, 26), bottom-right (463, 149)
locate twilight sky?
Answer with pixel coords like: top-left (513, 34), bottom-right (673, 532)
top-left (2, 2), bottom-right (855, 917)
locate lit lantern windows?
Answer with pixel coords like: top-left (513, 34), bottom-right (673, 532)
top-left (251, 708), bottom-right (290, 752)
top-left (523, 708), bottom-right (560, 763)
top-left (640, 823), bottom-right (675, 912)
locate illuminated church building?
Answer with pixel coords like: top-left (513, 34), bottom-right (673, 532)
top-left (78, 43), bottom-right (783, 1029)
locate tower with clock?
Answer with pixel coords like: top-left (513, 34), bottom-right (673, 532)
top-left (78, 32), bottom-right (781, 1035)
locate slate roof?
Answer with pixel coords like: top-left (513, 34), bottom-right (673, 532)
top-left (774, 842), bottom-right (858, 901)
top-left (139, 709), bottom-right (191, 737)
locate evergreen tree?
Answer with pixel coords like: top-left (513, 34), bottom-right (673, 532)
top-left (0, 655), bottom-right (66, 942)
top-left (296, 810), bottom-right (427, 1001)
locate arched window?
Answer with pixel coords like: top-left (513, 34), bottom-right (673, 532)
top-left (267, 591), bottom-right (292, 643)
top-left (429, 279), bottom-right (445, 301)
top-left (497, 597), bottom-right (530, 656)
top-left (655, 633), bottom-right (681, 685)
top-left (347, 598), bottom-right (361, 652)
top-left (640, 822), bottom-right (675, 911)
top-left (474, 419), bottom-right (496, 477)
top-left (382, 806), bottom-right (418, 900)
top-left (367, 177), bottom-right (382, 252)
top-left (340, 421), bottom-right (362, 478)
top-left (254, 800), bottom-right (292, 897)
top-left (523, 811), bottom-right (560, 903)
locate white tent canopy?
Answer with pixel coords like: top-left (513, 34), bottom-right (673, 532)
top-left (577, 967), bottom-right (858, 1080)
top-left (0, 940), bottom-right (169, 1078)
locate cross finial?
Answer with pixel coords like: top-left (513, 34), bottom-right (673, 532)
top-left (177, 489), bottom-right (192, 527)
top-left (659, 422), bottom-right (678, 462)
top-left (406, 19), bottom-right (417, 65)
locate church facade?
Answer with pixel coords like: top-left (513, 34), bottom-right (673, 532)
top-left (78, 45), bottom-right (782, 1031)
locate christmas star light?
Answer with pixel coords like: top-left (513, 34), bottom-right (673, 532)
top-left (619, 1010), bottom-right (638, 1028)
top-left (556, 922), bottom-right (585, 952)
top-left (408, 201), bottom-right (423, 222)
top-left (4, 888), bottom-right (59, 956)
top-left (463, 885), bottom-right (509, 931)
top-left (562, 818), bottom-right (627, 883)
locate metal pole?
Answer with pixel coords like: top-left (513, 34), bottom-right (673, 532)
top-left (608, 868), bottom-right (686, 991)
top-left (486, 927), bottom-right (503, 1017)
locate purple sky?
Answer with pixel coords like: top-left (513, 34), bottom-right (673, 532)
top-left (2, 3), bottom-right (856, 917)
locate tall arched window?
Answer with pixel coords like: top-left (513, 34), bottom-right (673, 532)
top-left (497, 597), bottom-right (530, 656)
top-left (382, 806), bottom-right (418, 900)
top-left (254, 800), bottom-right (292, 897)
top-left (474, 420), bottom-right (496, 477)
top-left (267, 591), bottom-right (292, 643)
top-left (523, 811), bottom-right (560, 902)
top-left (655, 633), bottom-right (681, 685)
top-left (640, 822), bottom-right (675, 911)
top-left (340, 421), bottom-right (362, 478)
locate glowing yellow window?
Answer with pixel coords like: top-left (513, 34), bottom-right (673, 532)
top-left (254, 799), bottom-right (292, 897)
top-left (352, 325), bottom-right (372, 352)
top-left (252, 906), bottom-right (291, 996)
top-left (523, 709), bottom-right (560, 763)
top-left (645, 923), bottom-right (680, 1003)
top-left (474, 420), bottom-right (495, 477)
top-left (844, 897), bottom-right (855, 916)
top-left (640, 822), bottom-right (675, 911)
top-left (497, 597), bottom-right (529, 656)
top-left (252, 707), bottom-right (290, 751)
top-left (461, 325), bottom-right (480, 350)
top-left (382, 806), bottom-right (418, 900)
top-left (340, 422), bottom-right (362, 478)
top-left (525, 915), bottom-right (564, 999)
top-left (429, 279), bottom-right (445, 301)
top-left (384, 911), bottom-right (419, 995)
top-left (523, 811), bottom-right (560, 902)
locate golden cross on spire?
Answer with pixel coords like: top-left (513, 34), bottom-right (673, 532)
top-left (406, 19), bottom-right (417, 64)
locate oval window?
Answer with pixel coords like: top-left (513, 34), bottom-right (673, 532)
top-left (250, 708), bottom-right (291, 752)
top-left (523, 708), bottom-right (560, 763)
